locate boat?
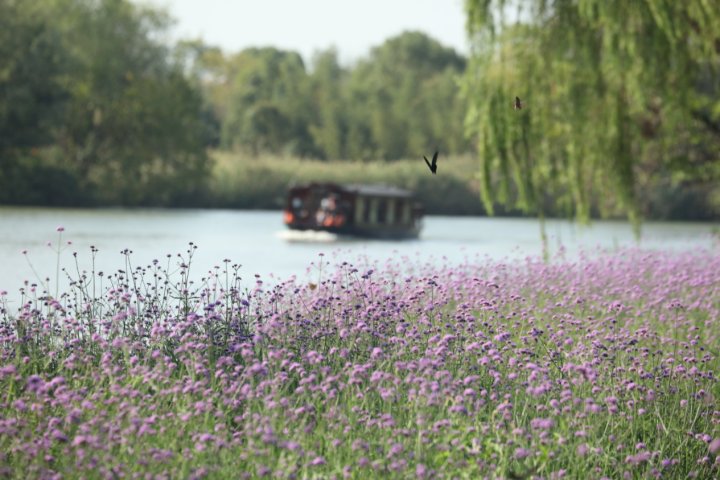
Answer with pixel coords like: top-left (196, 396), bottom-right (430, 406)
top-left (283, 182), bottom-right (423, 239)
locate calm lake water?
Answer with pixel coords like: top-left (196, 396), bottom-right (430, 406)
top-left (0, 207), bottom-right (718, 299)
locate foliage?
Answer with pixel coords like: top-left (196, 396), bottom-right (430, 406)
top-left (307, 49), bottom-right (347, 160)
top-left (51, 0), bottom-right (211, 204)
top-left (0, 0), bottom-right (69, 199)
top-left (0, 0), bottom-right (67, 152)
top-left (202, 151), bottom-right (487, 215)
top-left (349, 31), bottom-right (469, 160)
top-left (218, 47), bottom-right (315, 156)
top-left (462, 0), bottom-right (720, 223)
top-left (0, 0), bottom-right (211, 206)
top-left (195, 32), bottom-right (470, 161)
top-left (1, 238), bottom-right (719, 478)
top-left (198, 152), bottom-right (715, 219)
top-left (2, 0), bottom-right (719, 219)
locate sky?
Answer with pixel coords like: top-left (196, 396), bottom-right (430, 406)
top-left (143, 0), bottom-right (469, 65)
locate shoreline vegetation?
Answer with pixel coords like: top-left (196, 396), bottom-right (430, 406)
top-left (5, 150), bottom-right (718, 221)
top-left (3, 0), bottom-right (719, 222)
top-left (203, 152), bottom-right (720, 220)
top-left (204, 152), bottom-right (486, 215)
top-left (0, 236), bottom-right (718, 478)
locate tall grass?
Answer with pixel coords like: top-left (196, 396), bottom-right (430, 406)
top-left (0, 232), bottom-right (718, 478)
top-left (202, 151), bottom-right (491, 215)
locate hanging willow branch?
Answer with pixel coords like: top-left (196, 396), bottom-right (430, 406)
top-left (462, 0), bottom-right (720, 225)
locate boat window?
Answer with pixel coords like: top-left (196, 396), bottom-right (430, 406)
top-left (395, 200), bottom-right (404, 225)
top-left (355, 197), bottom-right (365, 224)
top-left (290, 194), bottom-right (311, 220)
top-left (386, 198), bottom-right (396, 225)
top-left (368, 198), bottom-right (379, 224)
top-left (377, 199), bottom-right (387, 224)
top-left (401, 201), bottom-right (412, 224)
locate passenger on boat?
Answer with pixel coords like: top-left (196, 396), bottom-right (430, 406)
top-left (316, 194), bottom-right (345, 227)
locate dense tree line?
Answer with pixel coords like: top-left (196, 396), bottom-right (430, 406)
top-left (1, 0), bottom-right (469, 207)
top-left (1, 0), bottom-right (211, 206)
top-left (180, 31), bottom-right (469, 161)
top-left (1, 0), bottom-right (718, 220)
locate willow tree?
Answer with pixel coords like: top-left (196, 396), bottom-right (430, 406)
top-left (462, 0), bottom-right (720, 226)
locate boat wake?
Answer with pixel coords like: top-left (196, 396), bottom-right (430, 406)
top-left (276, 230), bottom-right (340, 243)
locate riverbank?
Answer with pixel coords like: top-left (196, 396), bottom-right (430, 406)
top-left (143, 150), bottom-right (720, 220)
top-left (2, 150), bottom-right (718, 220)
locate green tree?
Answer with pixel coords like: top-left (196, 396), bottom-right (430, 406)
top-left (194, 32), bottom-right (469, 162)
top-left (222, 47), bottom-right (315, 155)
top-left (35, 0), bottom-right (210, 205)
top-left (463, 0), bottom-right (720, 223)
top-left (0, 0), bottom-right (67, 152)
top-left (174, 39), bottom-right (225, 148)
top-left (308, 48), bottom-right (347, 160)
top-left (349, 31), bottom-right (468, 160)
top-left (0, 0), bottom-right (76, 204)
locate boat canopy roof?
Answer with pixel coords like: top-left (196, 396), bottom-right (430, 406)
top-left (289, 182), bottom-right (415, 199)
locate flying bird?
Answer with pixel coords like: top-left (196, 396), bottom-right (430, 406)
top-left (423, 150), bottom-right (439, 174)
top-left (514, 96), bottom-right (523, 110)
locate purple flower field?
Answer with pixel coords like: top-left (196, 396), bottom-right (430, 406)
top-left (1, 237), bottom-right (719, 479)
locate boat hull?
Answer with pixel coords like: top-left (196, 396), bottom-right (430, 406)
top-left (286, 224), bottom-right (420, 240)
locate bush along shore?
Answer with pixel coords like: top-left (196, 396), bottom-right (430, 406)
top-left (1, 237), bottom-right (719, 478)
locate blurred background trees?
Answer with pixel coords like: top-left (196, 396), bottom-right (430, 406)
top-left (346, 31), bottom-right (468, 160)
top-left (1, 0), bottom-right (210, 206)
top-left (0, 0), bottom-right (71, 204)
top-left (1, 0), bottom-right (718, 219)
top-left (187, 30), bottom-right (468, 161)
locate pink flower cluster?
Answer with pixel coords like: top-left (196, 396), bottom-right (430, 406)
top-left (0, 247), bottom-right (718, 478)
